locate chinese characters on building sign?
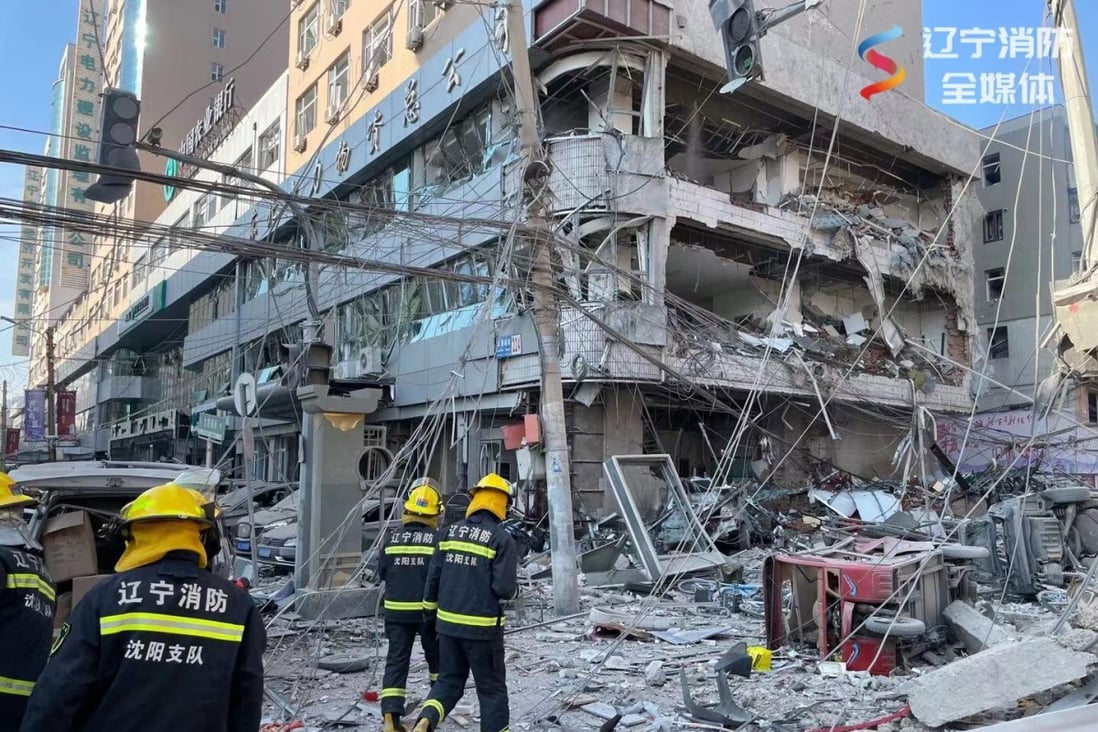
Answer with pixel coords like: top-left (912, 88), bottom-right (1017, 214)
top-left (62, 0), bottom-right (106, 282)
top-left (924, 26), bottom-right (1072, 106)
top-left (179, 78), bottom-right (237, 156)
top-left (13, 168), bottom-right (42, 357)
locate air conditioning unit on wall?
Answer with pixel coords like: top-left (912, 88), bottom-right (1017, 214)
top-left (357, 346), bottom-right (383, 376)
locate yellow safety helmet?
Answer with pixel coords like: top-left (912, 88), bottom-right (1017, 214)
top-left (0, 472), bottom-right (35, 509)
top-left (404, 477), bottom-right (443, 518)
top-left (119, 483), bottom-right (213, 527)
top-left (472, 472), bottom-right (513, 497)
top-left (467, 473), bottom-right (512, 521)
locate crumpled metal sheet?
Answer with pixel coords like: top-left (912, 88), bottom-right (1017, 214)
top-left (810, 489), bottom-right (901, 523)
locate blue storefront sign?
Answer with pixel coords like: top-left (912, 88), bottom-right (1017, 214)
top-left (24, 389), bottom-right (46, 441)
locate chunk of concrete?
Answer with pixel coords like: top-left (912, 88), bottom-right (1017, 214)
top-left (905, 638), bottom-right (1096, 727)
top-left (943, 600), bottom-right (1013, 653)
top-left (644, 660), bottom-right (666, 686)
top-left (582, 702), bottom-right (619, 720)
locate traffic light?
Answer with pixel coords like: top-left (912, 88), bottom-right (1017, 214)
top-left (709, 0), bottom-right (762, 94)
top-left (86, 88), bottom-right (142, 204)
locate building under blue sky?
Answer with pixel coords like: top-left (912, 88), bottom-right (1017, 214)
top-left (0, 0), bottom-right (1095, 381)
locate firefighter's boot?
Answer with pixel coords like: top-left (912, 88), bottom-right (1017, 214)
top-left (412, 719), bottom-right (431, 732)
top-left (382, 712), bottom-right (406, 732)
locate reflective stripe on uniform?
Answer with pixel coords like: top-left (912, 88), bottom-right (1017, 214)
top-left (380, 687), bottom-right (406, 699)
top-left (100, 612), bottom-right (245, 642)
top-left (384, 599), bottom-right (427, 611)
top-left (423, 699), bottom-right (446, 722)
top-left (384, 544), bottom-right (435, 556)
top-left (429, 672), bottom-right (438, 682)
top-left (438, 540), bottom-right (496, 559)
top-left (5, 573), bottom-right (56, 601)
top-left (423, 601), bottom-right (438, 610)
top-left (0, 675), bottom-right (34, 697)
top-left (436, 608), bottom-right (504, 628)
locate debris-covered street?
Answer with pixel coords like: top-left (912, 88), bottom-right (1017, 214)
top-left (249, 467), bottom-right (1098, 731)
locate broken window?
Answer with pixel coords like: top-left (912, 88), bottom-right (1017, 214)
top-left (987, 326), bottom-right (1009, 359)
top-left (408, 0), bottom-right (440, 34)
top-left (985, 268), bottom-right (1005, 301)
top-left (425, 108), bottom-right (491, 188)
top-left (362, 7), bottom-right (393, 83)
top-left (338, 291), bottom-right (390, 359)
top-left (354, 170), bottom-right (395, 235)
top-left (480, 440), bottom-right (508, 481)
top-left (1089, 392), bottom-right (1098, 423)
top-left (983, 210), bottom-right (1004, 243)
top-left (982, 153), bottom-right (1001, 186)
top-left (1069, 187), bottom-right (1081, 224)
top-left (298, 2), bottom-right (319, 57)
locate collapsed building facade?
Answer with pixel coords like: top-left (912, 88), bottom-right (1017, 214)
top-left (45, 0), bottom-right (982, 515)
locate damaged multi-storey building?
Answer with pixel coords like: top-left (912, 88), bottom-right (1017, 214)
top-left (45, 0), bottom-right (983, 516)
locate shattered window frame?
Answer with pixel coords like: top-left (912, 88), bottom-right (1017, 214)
top-left (298, 2), bottom-right (320, 57)
top-left (327, 52), bottom-right (350, 113)
top-left (426, 107), bottom-right (491, 189)
top-left (258, 122), bottom-right (280, 170)
top-left (363, 7), bottom-right (393, 82)
top-left (982, 153), bottom-right (1001, 186)
top-left (295, 83), bottom-right (318, 138)
top-left (987, 326), bottom-right (1009, 360)
top-left (1069, 187), bottom-right (1081, 224)
top-left (985, 267), bottom-right (1005, 301)
top-left (983, 209), bottom-right (1004, 243)
top-left (1089, 391), bottom-right (1098, 423)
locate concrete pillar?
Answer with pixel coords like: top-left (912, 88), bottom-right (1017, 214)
top-left (641, 50), bottom-right (667, 139)
top-left (646, 216), bottom-right (671, 307)
top-left (295, 384), bottom-right (382, 619)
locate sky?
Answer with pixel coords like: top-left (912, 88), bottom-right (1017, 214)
top-left (0, 0), bottom-right (1096, 393)
top-left (0, 0), bottom-right (80, 392)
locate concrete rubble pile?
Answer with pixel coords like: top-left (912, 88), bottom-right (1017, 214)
top-left (245, 467), bottom-right (1098, 731)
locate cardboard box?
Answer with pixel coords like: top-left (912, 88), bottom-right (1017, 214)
top-left (71, 574), bottom-right (111, 607)
top-left (42, 511), bottom-right (98, 583)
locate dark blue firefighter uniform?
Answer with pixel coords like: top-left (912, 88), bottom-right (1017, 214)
top-left (378, 522), bottom-right (440, 716)
top-left (419, 511), bottom-right (518, 732)
top-left (19, 551), bottom-right (265, 732)
top-left (0, 545), bottom-right (54, 730)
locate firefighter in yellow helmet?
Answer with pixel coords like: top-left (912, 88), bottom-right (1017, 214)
top-left (0, 472), bottom-right (54, 730)
top-left (21, 483), bottom-right (266, 732)
top-left (412, 473), bottom-right (518, 732)
top-left (378, 478), bottom-right (444, 732)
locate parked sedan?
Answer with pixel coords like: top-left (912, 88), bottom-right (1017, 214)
top-left (217, 482), bottom-right (295, 550)
top-left (254, 497), bottom-right (394, 569)
top-left (232, 490), bottom-right (299, 557)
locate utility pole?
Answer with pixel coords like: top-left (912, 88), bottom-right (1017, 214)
top-left (504, 0), bottom-right (579, 615)
top-left (45, 325), bottom-right (56, 463)
top-left (1, 380), bottom-right (7, 471)
top-left (1051, 0), bottom-right (1098, 265)
top-left (1049, 0), bottom-right (1098, 367)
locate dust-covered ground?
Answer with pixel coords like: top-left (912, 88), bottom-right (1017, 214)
top-left (256, 550), bottom-right (1090, 731)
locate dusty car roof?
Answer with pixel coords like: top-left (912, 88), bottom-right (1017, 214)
top-left (10, 462), bottom-right (218, 494)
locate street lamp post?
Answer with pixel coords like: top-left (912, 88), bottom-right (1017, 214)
top-left (2, 317), bottom-right (58, 462)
